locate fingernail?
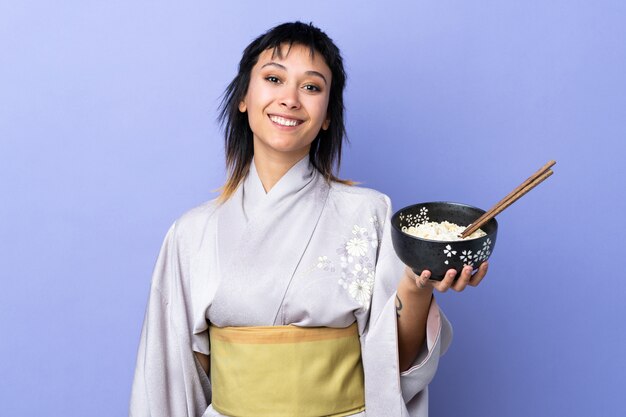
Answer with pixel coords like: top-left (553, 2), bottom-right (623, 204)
top-left (424, 272), bottom-right (431, 279)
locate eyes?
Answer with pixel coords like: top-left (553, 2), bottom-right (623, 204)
top-left (303, 84), bottom-right (322, 92)
top-left (264, 75), bottom-right (322, 93)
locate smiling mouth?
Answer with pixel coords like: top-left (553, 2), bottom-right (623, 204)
top-left (269, 115), bottom-right (303, 127)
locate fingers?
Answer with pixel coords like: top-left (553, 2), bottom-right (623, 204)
top-left (433, 269), bottom-right (457, 292)
top-left (451, 266), bottom-right (473, 292)
top-left (415, 270), bottom-right (431, 289)
top-left (469, 262), bottom-right (488, 287)
top-left (435, 261), bottom-right (489, 293)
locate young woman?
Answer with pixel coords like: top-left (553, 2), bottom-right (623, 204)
top-left (130, 22), bottom-right (488, 417)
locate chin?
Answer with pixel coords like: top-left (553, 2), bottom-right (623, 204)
top-left (268, 141), bottom-right (310, 154)
top-left (254, 136), bottom-right (314, 159)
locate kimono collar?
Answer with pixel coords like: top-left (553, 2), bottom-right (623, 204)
top-left (243, 156), bottom-right (316, 216)
top-left (213, 154), bottom-right (330, 325)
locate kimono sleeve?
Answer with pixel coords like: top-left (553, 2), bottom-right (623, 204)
top-left (361, 196), bottom-right (453, 416)
top-left (129, 223), bottom-right (211, 417)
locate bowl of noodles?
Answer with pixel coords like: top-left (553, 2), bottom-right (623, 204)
top-left (391, 202), bottom-right (498, 280)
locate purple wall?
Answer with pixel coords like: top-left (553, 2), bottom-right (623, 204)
top-left (1, 1), bottom-right (624, 416)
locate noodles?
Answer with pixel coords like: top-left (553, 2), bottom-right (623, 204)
top-left (402, 221), bottom-right (486, 241)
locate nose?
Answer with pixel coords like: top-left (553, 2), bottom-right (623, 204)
top-left (279, 85), bottom-right (301, 110)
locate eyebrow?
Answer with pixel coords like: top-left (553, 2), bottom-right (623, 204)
top-left (260, 62), bottom-right (328, 85)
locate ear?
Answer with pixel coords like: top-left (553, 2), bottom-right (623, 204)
top-left (322, 117), bottom-right (330, 131)
top-left (238, 100), bottom-right (247, 112)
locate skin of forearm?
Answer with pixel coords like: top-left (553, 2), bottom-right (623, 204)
top-left (396, 270), bottom-right (434, 372)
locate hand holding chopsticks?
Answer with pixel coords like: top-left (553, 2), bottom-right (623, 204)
top-left (460, 160), bottom-right (556, 239)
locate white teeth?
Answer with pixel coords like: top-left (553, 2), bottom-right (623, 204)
top-left (270, 115), bottom-right (300, 127)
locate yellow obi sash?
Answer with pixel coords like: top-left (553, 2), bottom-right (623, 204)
top-left (209, 323), bottom-right (365, 417)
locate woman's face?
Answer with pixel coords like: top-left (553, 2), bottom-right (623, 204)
top-left (239, 43), bottom-right (332, 164)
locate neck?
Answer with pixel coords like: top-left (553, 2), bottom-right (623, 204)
top-left (253, 152), bottom-right (308, 193)
top-left (252, 141), bottom-right (310, 192)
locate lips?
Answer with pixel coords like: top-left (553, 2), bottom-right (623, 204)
top-left (269, 114), bottom-right (303, 127)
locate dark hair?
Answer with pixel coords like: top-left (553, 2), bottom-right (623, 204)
top-left (218, 21), bottom-right (350, 201)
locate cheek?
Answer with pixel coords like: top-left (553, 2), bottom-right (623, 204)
top-left (245, 81), bottom-right (271, 107)
top-left (302, 92), bottom-right (329, 112)
top-left (312, 100), bottom-right (331, 125)
top-left (316, 94), bottom-right (331, 117)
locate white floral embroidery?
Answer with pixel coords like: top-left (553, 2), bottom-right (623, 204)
top-left (369, 215), bottom-right (379, 228)
top-left (346, 237), bottom-right (368, 257)
top-left (351, 260), bottom-right (375, 282)
top-left (349, 279), bottom-right (373, 308)
top-left (353, 223), bottom-right (378, 248)
top-left (316, 256), bottom-right (335, 272)
top-left (352, 225), bottom-right (367, 236)
top-left (314, 219), bottom-right (379, 309)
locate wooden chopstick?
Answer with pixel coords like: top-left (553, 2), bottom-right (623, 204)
top-left (460, 160), bottom-right (556, 238)
top-left (462, 160), bottom-right (555, 235)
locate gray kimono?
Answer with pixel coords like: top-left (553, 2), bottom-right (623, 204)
top-left (130, 157), bottom-right (452, 417)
